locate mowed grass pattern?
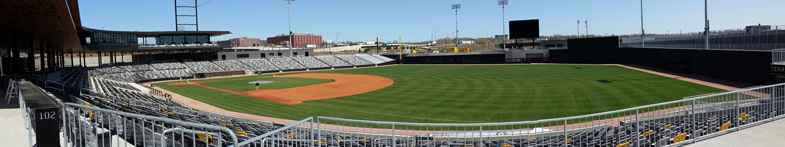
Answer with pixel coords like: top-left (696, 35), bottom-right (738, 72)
top-left (201, 77), bottom-right (333, 92)
top-left (157, 65), bottom-right (723, 123)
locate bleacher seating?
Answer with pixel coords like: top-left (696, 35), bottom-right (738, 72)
top-left (335, 55), bottom-right (373, 66)
top-left (315, 55), bottom-right (353, 67)
top-left (120, 64), bottom-right (154, 72)
top-left (90, 66), bottom-right (127, 76)
top-left (213, 60), bottom-right (254, 71)
top-left (354, 54), bottom-right (386, 64)
top-left (266, 57), bottom-right (306, 70)
top-left (184, 61), bottom-right (225, 73)
top-left (135, 71), bottom-right (161, 81)
top-left (372, 54), bottom-right (395, 62)
top-left (155, 70), bottom-right (194, 79)
top-left (292, 56), bottom-right (330, 69)
top-left (239, 59), bottom-right (280, 72)
top-left (150, 62), bottom-right (188, 70)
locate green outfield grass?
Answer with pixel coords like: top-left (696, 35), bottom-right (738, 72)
top-left (157, 65), bottom-right (724, 123)
top-left (201, 77), bottom-right (333, 92)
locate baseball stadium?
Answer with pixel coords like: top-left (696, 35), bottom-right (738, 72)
top-left (2, 0), bottom-right (785, 147)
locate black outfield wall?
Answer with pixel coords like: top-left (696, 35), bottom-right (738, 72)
top-left (544, 37), bottom-right (773, 85)
top-left (627, 48), bottom-right (772, 85)
top-left (550, 37), bottom-right (629, 63)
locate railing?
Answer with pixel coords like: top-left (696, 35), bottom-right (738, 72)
top-left (6, 79), bottom-right (36, 146)
top-left (142, 84), bottom-right (173, 100)
top-left (622, 25), bottom-right (785, 50)
top-left (313, 83), bottom-right (785, 147)
top-left (773, 49), bottom-right (785, 65)
top-left (61, 103), bottom-right (238, 147)
top-left (231, 117), bottom-right (315, 147)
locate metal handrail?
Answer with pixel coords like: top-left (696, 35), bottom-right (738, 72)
top-left (231, 117), bottom-right (314, 147)
top-left (62, 103), bottom-right (239, 146)
top-left (319, 82), bottom-right (785, 126)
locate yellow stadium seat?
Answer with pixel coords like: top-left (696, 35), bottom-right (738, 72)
top-left (716, 122), bottom-right (731, 131)
top-left (662, 124), bottom-right (671, 130)
top-left (669, 133), bottom-right (687, 143)
top-left (236, 131), bottom-right (248, 136)
top-left (739, 113), bottom-right (750, 122)
top-left (616, 142), bottom-right (630, 147)
top-left (197, 134), bottom-right (213, 144)
top-left (642, 130), bottom-right (654, 138)
top-left (564, 138), bottom-right (573, 143)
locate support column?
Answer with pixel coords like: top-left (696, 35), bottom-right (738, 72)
top-left (27, 36), bottom-right (35, 72)
top-left (97, 51), bottom-right (101, 66)
top-left (70, 51), bottom-right (73, 67)
top-left (10, 33), bottom-right (20, 74)
top-left (46, 46), bottom-right (53, 70)
top-left (81, 51), bottom-right (85, 67)
top-left (5, 43), bottom-right (11, 74)
top-left (39, 42), bottom-right (45, 71)
top-left (59, 49), bottom-right (63, 68)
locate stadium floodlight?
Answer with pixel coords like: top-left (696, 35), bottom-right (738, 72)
top-left (498, 0), bottom-right (508, 50)
top-left (286, 0), bottom-right (295, 56)
top-left (704, 0), bottom-right (709, 49)
top-left (452, 4), bottom-right (461, 48)
top-left (640, 0), bottom-right (644, 47)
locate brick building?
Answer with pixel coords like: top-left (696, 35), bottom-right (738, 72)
top-left (217, 37), bottom-right (266, 47)
top-left (267, 33), bottom-right (322, 47)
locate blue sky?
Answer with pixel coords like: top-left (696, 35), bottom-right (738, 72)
top-left (79, 0), bottom-right (785, 42)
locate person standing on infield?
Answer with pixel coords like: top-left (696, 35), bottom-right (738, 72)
top-left (255, 82), bottom-right (260, 90)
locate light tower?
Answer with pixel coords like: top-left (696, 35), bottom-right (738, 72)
top-left (174, 0), bottom-right (199, 31)
top-left (451, 4), bottom-right (461, 49)
top-left (285, 0), bottom-right (295, 56)
top-left (498, 0), bottom-right (508, 50)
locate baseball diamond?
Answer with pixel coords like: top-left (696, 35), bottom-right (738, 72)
top-left (156, 64), bottom-right (724, 123)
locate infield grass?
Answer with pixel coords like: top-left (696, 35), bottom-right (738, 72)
top-left (157, 65), bottom-right (724, 123)
top-left (201, 77), bottom-right (333, 92)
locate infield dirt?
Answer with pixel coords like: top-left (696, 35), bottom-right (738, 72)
top-left (168, 73), bottom-right (394, 104)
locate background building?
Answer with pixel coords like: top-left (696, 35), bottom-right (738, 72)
top-left (267, 33), bottom-right (322, 47)
top-left (217, 37), bottom-right (266, 47)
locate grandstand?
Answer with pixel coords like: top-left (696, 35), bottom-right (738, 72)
top-left (335, 54), bottom-right (374, 66)
top-left (292, 56), bottom-right (331, 69)
top-left (266, 57), bottom-right (307, 70)
top-left (238, 59), bottom-right (280, 72)
top-left (213, 60), bottom-right (254, 71)
top-left (184, 61), bottom-right (226, 73)
top-left (315, 55), bottom-right (354, 67)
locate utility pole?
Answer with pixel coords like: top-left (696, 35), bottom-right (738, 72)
top-left (704, 0), bottom-right (709, 49)
top-left (499, 0), bottom-right (508, 50)
top-left (286, 0), bottom-right (295, 56)
top-left (452, 4), bottom-right (461, 49)
top-left (640, 0), bottom-right (645, 47)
